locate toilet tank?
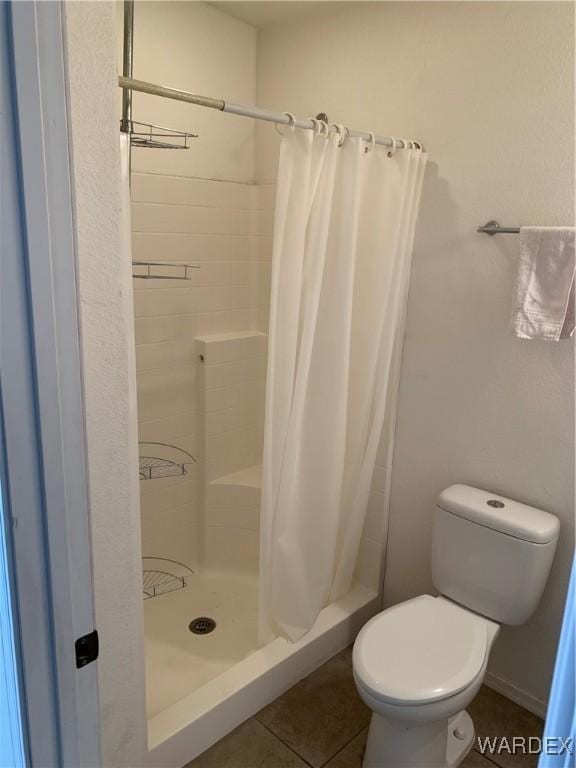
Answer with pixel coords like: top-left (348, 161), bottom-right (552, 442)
top-left (431, 485), bottom-right (559, 625)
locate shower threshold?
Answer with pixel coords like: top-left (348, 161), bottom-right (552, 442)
top-left (145, 582), bottom-right (378, 767)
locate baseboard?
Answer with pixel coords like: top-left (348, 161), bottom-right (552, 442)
top-left (484, 672), bottom-right (547, 720)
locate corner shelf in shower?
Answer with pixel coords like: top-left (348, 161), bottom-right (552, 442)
top-left (132, 261), bottom-right (200, 280)
top-left (142, 557), bottom-right (194, 600)
top-left (139, 442), bottom-right (196, 481)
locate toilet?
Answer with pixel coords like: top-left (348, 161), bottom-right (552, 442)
top-left (353, 484), bottom-right (559, 768)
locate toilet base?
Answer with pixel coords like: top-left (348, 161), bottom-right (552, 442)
top-left (363, 709), bottom-right (475, 768)
top-left (447, 711), bottom-right (474, 768)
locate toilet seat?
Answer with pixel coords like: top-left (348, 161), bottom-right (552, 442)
top-left (353, 595), bottom-right (490, 706)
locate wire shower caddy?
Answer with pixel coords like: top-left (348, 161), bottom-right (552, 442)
top-left (139, 442), bottom-right (196, 480)
top-left (142, 557), bottom-right (195, 600)
top-left (122, 119), bottom-right (197, 150)
top-left (132, 261), bottom-right (200, 281)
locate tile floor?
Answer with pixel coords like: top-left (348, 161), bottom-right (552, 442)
top-left (189, 647), bottom-right (543, 768)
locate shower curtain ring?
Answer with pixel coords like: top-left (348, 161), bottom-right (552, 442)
top-left (275, 112), bottom-right (297, 136)
top-left (330, 123), bottom-right (347, 147)
top-left (364, 131), bottom-right (376, 153)
top-left (387, 137), bottom-right (398, 157)
top-left (309, 117), bottom-right (329, 137)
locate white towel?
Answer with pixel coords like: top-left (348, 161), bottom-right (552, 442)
top-left (510, 226), bottom-right (575, 341)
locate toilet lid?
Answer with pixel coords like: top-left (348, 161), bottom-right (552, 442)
top-left (353, 595), bottom-right (489, 705)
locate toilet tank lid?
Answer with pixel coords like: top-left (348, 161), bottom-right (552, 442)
top-left (437, 485), bottom-right (559, 544)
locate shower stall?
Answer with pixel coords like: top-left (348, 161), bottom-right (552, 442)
top-left (130, 156), bottom-right (380, 765)
top-left (119, 2), bottom-right (423, 763)
top-left (129, 134), bottom-right (382, 767)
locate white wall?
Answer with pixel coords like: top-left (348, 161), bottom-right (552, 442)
top-left (255, 1), bottom-right (574, 712)
top-left (66, 4), bottom-right (264, 758)
top-left (119, 1), bottom-right (257, 182)
top-left (65, 2), bottom-right (147, 765)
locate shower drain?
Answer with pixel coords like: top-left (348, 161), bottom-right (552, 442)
top-left (189, 617), bottom-right (217, 635)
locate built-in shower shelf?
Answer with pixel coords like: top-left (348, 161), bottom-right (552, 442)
top-left (210, 464), bottom-right (262, 490)
top-left (139, 442), bottom-right (196, 481)
top-left (142, 557), bottom-right (194, 600)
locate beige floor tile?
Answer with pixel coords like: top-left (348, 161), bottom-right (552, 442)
top-left (187, 718), bottom-right (307, 768)
top-left (468, 686), bottom-right (543, 768)
top-left (256, 650), bottom-right (370, 767)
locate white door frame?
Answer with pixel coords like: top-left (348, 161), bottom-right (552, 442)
top-left (1, 1), bottom-right (100, 764)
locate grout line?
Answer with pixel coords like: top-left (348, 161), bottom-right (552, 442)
top-left (204, 524), bottom-right (258, 533)
top-left (206, 424), bottom-right (263, 440)
top-left (136, 364), bottom-right (196, 373)
top-left (131, 259), bottom-right (271, 264)
top-left (132, 231), bottom-right (273, 237)
top-left (255, 718), bottom-right (316, 768)
top-left (135, 310), bottom-right (265, 319)
top-left (131, 200), bottom-right (272, 213)
top-left (132, 233), bottom-right (274, 240)
top-left (134, 282), bottom-right (271, 289)
top-left (470, 747), bottom-right (505, 768)
top-left (130, 170), bottom-right (261, 187)
top-left (140, 477), bottom-right (196, 497)
top-left (138, 408), bottom-right (196, 423)
top-left (204, 403), bottom-right (262, 416)
top-left (130, 171), bottom-right (276, 192)
top-left (318, 724), bottom-right (368, 767)
top-left (137, 363), bottom-right (196, 374)
top-left (135, 309), bottom-right (266, 319)
top-left (134, 285), bottom-right (254, 293)
top-left (205, 503), bottom-right (260, 511)
top-left (135, 314), bottom-right (267, 322)
top-left (135, 336), bottom-right (266, 358)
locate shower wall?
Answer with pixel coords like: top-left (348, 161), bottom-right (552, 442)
top-left (120, 1), bottom-right (257, 181)
top-left (124, 2), bottom-right (273, 573)
top-left (131, 172), bottom-right (272, 570)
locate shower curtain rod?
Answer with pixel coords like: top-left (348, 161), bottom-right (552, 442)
top-left (118, 76), bottom-right (423, 151)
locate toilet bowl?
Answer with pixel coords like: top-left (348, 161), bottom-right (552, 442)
top-left (353, 595), bottom-right (499, 768)
top-left (353, 484), bottom-right (559, 768)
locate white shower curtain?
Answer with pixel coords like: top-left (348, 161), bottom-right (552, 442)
top-left (260, 126), bottom-right (426, 642)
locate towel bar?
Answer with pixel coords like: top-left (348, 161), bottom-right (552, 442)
top-left (477, 220), bottom-right (521, 235)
